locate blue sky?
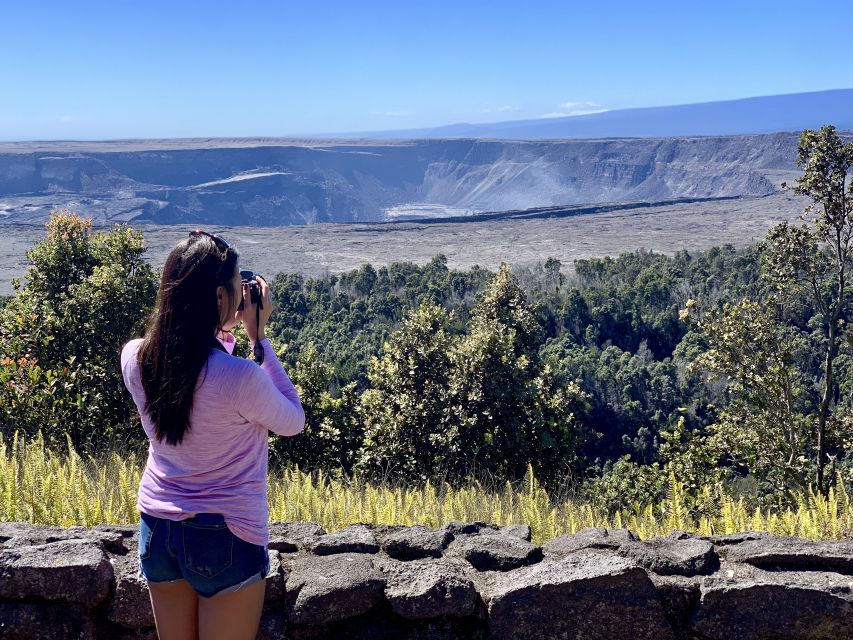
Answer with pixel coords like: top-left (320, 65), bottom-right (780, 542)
top-left (2, 0), bottom-right (852, 140)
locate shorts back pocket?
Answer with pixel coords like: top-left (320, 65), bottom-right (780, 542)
top-left (182, 521), bottom-right (234, 579)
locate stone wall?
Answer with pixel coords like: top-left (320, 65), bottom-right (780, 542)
top-left (1, 520), bottom-right (852, 639)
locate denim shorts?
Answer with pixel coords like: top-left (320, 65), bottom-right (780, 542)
top-left (138, 511), bottom-right (269, 598)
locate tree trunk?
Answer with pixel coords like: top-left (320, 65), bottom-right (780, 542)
top-left (816, 274), bottom-right (843, 496)
top-left (816, 334), bottom-right (834, 495)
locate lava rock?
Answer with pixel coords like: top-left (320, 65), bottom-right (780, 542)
top-left (0, 521), bottom-right (128, 554)
top-left (285, 553), bottom-right (385, 625)
top-left (0, 601), bottom-right (97, 640)
top-left (269, 522), bottom-right (325, 553)
top-left (0, 539), bottom-right (114, 606)
top-left (460, 534), bottom-right (542, 571)
top-left (310, 524), bottom-right (380, 555)
top-left (621, 534), bottom-right (717, 576)
top-left (720, 537), bottom-right (853, 572)
top-left (264, 550), bottom-right (285, 605)
top-left (358, 524), bottom-right (408, 545)
top-left (486, 548), bottom-right (676, 640)
top-left (700, 530), bottom-right (775, 546)
top-left (257, 612), bottom-right (286, 640)
top-left (0, 522), bottom-right (65, 543)
top-left (649, 574), bottom-right (702, 640)
top-left (440, 522), bottom-right (499, 537)
top-left (106, 554), bottom-right (153, 629)
top-left (499, 524), bottom-right (532, 541)
top-left (542, 527), bottom-right (637, 556)
top-left (382, 526), bottom-right (452, 560)
top-left (690, 569), bottom-right (853, 639)
top-left (100, 627), bottom-right (158, 640)
top-left (66, 526), bottom-right (129, 554)
top-left (378, 557), bottom-right (480, 619)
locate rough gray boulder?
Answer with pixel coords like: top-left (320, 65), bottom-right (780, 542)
top-left (269, 522), bottom-right (325, 553)
top-left (720, 537), bottom-right (853, 572)
top-left (92, 525), bottom-right (139, 554)
top-left (0, 601), bottom-right (97, 640)
top-left (0, 521), bottom-right (128, 553)
top-left (458, 534), bottom-right (542, 571)
top-left (0, 522), bottom-right (66, 543)
top-left (440, 521), bottom-right (500, 537)
top-left (310, 524), bottom-right (380, 555)
top-left (542, 526), bottom-right (637, 556)
top-left (377, 557), bottom-right (480, 619)
top-left (621, 532), bottom-right (717, 576)
top-left (690, 565), bottom-right (853, 639)
top-left (66, 526), bottom-right (128, 553)
top-left (700, 530), bottom-right (775, 546)
top-left (649, 574), bottom-right (702, 639)
top-left (284, 553), bottom-right (385, 625)
top-left (382, 525), bottom-right (453, 560)
top-left (92, 524), bottom-right (139, 538)
top-left (102, 628), bottom-right (157, 640)
top-left (106, 554), bottom-right (153, 629)
top-left (5, 521), bottom-right (853, 639)
top-left (499, 524), bottom-right (532, 541)
top-left (358, 524), bottom-right (408, 544)
top-left (264, 550), bottom-right (285, 605)
top-left (486, 548), bottom-right (676, 640)
top-left (0, 539), bottom-right (113, 606)
top-left (257, 612), bottom-right (286, 640)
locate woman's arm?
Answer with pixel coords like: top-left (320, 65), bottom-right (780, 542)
top-left (231, 273), bottom-right (304, 435)
top-left (234, 339), bottom-right (305, 436)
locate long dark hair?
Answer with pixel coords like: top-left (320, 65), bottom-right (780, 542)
top-left (137, 234), bottom-right (240, 446)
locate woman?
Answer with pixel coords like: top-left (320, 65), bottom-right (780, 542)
top-left (120, 230), bottom-right (305, 640)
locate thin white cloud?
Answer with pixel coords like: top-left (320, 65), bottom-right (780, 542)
top-left (559, 101), bottom-right (602, 111)
top-left (539, 101), bottom-right (608, 119)
top-left (59, 115), bottom-right (73, 123)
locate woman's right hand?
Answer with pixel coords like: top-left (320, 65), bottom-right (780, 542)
top-left (243, 275), bottom-right (273, 344)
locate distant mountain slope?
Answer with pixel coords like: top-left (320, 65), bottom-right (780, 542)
top-left (353, 89), bottom-right (853, 139)
top-left (0, 133), bottom-right (801, 226)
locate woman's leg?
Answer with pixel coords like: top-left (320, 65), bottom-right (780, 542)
top-left (148, 579), bottom-right (199, 640)
top-left (197, 579), bottom-right (265, 640)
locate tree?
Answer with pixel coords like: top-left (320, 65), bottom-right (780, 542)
top-left (544, 338), bottom-right (683, 464)
top-left (271, 342), bottom-right (361, 473)
top-left (0, 211), bottom-right (157, 450)
top-left (447, 264), bottom-right (588, 484)
top-left (544, 257), bottom-right (563, 293)
top-left (763, 125), bottom-right (853, 494)
top-left (583, 454), bottom-right (668, 514)
top-left (658, 416), bottom-right (721, 496)
top-left (678, 127), bottom-right (853, 498)
top-left (356, 301), bottom-right (459, 482)
top-left (682, 299), bottom-right (813, 498)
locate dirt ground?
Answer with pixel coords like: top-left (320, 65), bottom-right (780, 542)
top-left (0, 193), bottom-right (806, 295)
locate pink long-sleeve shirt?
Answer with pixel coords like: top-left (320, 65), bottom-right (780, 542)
top-left (120, 333), bottom-right (305, 546)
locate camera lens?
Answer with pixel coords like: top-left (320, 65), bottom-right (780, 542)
top-left (237, 270), bottom-right (262, 311)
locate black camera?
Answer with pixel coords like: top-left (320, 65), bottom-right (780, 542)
top-left (238, 269), bottom-right (266, 364)
top-left (238, 270), bottom-right (263, 311)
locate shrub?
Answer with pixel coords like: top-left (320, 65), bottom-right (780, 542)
top-left (0, 212), bottom-right (157, 451)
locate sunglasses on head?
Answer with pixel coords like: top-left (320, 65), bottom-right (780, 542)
top-left (189, 230), bottom-right (231, 262)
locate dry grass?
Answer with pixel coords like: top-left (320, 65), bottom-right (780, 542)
top-left (3, 431), bottom-right (851, 544)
